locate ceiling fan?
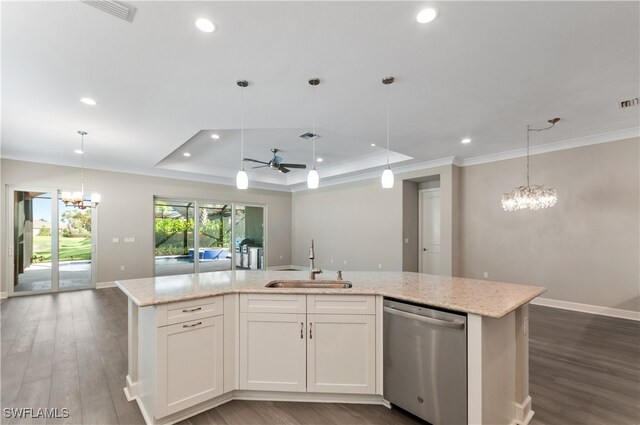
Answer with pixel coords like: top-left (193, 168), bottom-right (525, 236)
top-left (243, 148), bottom-right (307, 174)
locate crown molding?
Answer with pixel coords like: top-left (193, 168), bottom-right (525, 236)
top-left (459, 127), bottom-right (640, 167)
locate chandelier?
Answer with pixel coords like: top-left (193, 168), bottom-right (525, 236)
top-left (502, 118), bottom-right (559, 212)
top-left (61, 131), bottom-right (101, 209)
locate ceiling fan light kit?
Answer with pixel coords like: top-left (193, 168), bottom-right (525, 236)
top-left (501, 118), bottom-right (560, 212)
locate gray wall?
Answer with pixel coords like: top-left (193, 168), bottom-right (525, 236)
top-left (459, 138), bottom-right (640, 312)
top-left (1, 159), bottom-right (292, 292)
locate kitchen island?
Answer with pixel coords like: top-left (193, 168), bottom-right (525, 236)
top-left (116, 270), bottom-right (545, 425)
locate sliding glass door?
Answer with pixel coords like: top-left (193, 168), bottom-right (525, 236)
top-left (154, 197), bottom-right (265, 276)
top-left (9, 188), bottom-right (96, 296)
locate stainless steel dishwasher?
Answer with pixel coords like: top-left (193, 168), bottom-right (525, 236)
top-left (383, 299), bottom-right (467, 425)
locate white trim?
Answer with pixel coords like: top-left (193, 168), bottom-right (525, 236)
top-left (0, 292), bottom-right (7, 299)
top-left (123, 374), bottom-right (138, 401)
top-left (96, 281), bottom-right (116, 289)
top-left (513, 396), bottom-right (535, 425)
top-left (531, 297), bottom-right (640, 321)
top-left (460, 127), bottom-right (640, 167)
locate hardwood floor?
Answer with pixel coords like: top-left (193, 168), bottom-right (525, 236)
top-left (1, 289), bottom-right (638, 425)
top-left (529, 305), bottom-right (640, 425)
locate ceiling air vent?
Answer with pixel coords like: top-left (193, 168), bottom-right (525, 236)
top-left (82, 0), bottom-right (137, 23)
top-left (299, 132), bottom-right (319, 140)
top-left (620, 97), bottom-right (639, 109)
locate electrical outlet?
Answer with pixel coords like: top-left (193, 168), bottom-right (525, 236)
top-left (343, 260), bottom-right (347, 265)
top-left (112, 237), bottom-right (119, 243)
top-left (279, 255), bottom-right (283, 260)
top-left (404, 238), bottom-right (409, 244)
top-left (378, 264), bottom-right (382, 269)
top-left (124, 237), bottom-right (135, 243)
top-left (330, 258), bottom-right (334, 264)
top-left (120, 265), bottom-right (125, 271)
top-left (483, 272), bottom-right (489, 279)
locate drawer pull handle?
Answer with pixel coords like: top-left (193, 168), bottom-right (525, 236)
top-left (183, 321), bottom-right (202, 328)
top-left (309, 322), bottom-right (313, 339)
top-left (300, 322), bottom-right (304, 339)
top-left (182, 307), bottom-right (202, 313)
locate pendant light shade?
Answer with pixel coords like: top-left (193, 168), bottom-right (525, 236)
top-left (381, 167), bottom-right (394, 189)
top-left (307, 168), bottom-right (319, 189)
top-left (236, 80), bottom-right (249, 190)
top-left (381, 76), bottom-right (394, 189)
top-left (236, 169), bottom-right (249, 190)
top-left (61, 131), bottom-right (100, 209)
top-left (307, 78), bottom-right (320, 189)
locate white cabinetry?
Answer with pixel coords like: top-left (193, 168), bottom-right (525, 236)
top-left (139, 297), bottom-right (225, 420)
top-left (239, 294), bottom-right (376, 394)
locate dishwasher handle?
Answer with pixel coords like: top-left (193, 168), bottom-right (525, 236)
top-left (384, 306), bottom-right (465, 330)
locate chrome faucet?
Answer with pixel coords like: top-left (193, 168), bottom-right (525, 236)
top-left (308, 239), bottom-right (323, 280)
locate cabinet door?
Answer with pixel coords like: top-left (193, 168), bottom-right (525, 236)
top-left (156, 316), bottom-right (224, 418)
top-left (307, 314), bottom-right (376, 394)
top-left (240, 312), bottom-right (306, 392)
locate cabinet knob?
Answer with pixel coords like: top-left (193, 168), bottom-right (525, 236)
top-left (300, 322), bottom-right (304, 339)
top-left (309, 323), bottom-right (313, 339)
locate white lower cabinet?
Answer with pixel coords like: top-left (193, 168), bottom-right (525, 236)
top-left (239, 294), bottom-right (376, 394)
top-left (239, 312), bottom-right (307, 392)
top-left (307, 313), bottom-right (376, 394)
top-left (156, 316), bottom-right (224, 417)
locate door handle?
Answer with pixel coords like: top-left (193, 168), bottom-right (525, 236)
top-left (182, 307), bottom-right (202, 313)
top-left (309, 323), bottom-right (313, 339)
top-left (182, 321), bottom-right (202, 328)
top-left (300, 322), bottom-right (304, 339)
top-left (384, 306), bottom-right (465, 330)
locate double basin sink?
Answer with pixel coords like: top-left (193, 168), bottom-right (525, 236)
top-left (266, 280), bottom-right (353, 289)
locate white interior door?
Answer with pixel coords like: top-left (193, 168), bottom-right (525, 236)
top-left (420, 189), bottom-right (441, 275)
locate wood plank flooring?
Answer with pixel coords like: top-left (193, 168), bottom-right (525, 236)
top-left (529, 305), bottom-right (640, 425)
top-left (1, 289), bottom-right (638, 425)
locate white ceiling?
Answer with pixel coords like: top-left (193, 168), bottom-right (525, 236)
top-left (2, 1), bottom-right (639, 190)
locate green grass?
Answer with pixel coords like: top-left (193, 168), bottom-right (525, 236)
top-left (33, 235), bottom-right (92, 262)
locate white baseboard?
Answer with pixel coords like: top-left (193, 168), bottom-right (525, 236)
top-left (531, 297), bottom-right (640, 321)
top-left (512, 396), bottom-right (534, 425)
top-left (0, 292), bottom-right (7, 300)
top-left (96, 281), bottom-right (116, 289)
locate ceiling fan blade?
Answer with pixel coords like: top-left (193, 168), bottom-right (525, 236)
top-left (252, 165), bottom-right (269, 169)
top-left (278, 166), bottom-right (291, 174)
top-left (243, 158), bottom-right (269, 165)
top-left (279, 163), bottom-right (307, 169)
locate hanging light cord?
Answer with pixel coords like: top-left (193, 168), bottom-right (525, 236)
top-left (312, 83), bottom-right (316, 168)
top-left (386, 82), bottom-right (390, 167)
top-left (240, 86), bottom-right (245, 170)
top-left (80, 133), bottom-right (85, 195)
top-left (526, 119), bottom-right (558, 187)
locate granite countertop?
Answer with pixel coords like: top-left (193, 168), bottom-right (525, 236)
top-left (115, 270), bottom-right (545, 319)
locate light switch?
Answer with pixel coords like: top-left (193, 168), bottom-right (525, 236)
top-left (112, 237), bottom-right (119, 243)
top-left (404, 238), bottom-right (409, 244)
top-left (124, 237), bottom-right (135, 243)
top-left (120, 265), bottom-right (125, 271)
top-left (483, 271), bottom-right (489, 279)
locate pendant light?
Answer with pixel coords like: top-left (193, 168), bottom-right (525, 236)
top-left (501, 118), bottom-right (560, 211)
top-left (307, 78), bottom-right (320, 189)
top-left (381, 76), bottom-right (395, 189)
top-left (236, 80), bottom-right (249, 190)
top-left (61, 131), bottom-right (100, 209)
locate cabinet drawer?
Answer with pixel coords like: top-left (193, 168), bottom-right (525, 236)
top-left (240, 294), bottom-right (306, 314)
top-left (307, 295), bottom-right (375, 315)
top-left (157, 297), bottom-right (221, 327)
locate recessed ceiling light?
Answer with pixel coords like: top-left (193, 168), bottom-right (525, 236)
top-left (370, 143), bottom-right (376, 147)
top-left (211, 133), bottom-right (220, 140)
top-left (74, 149), bottom-right (84, 154)
top-left (195, 18), bottom-right (216, 33)
top-left (461, 138), bottom-right (472, 144)
top-left (183, 152), bottom-right (191, 157)
top-left (316, 158), bottom-right (323, 163)
top-left (80, 97), bottom-right (97, 106)
top-left (416, 8), bottom-right (438, 24)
